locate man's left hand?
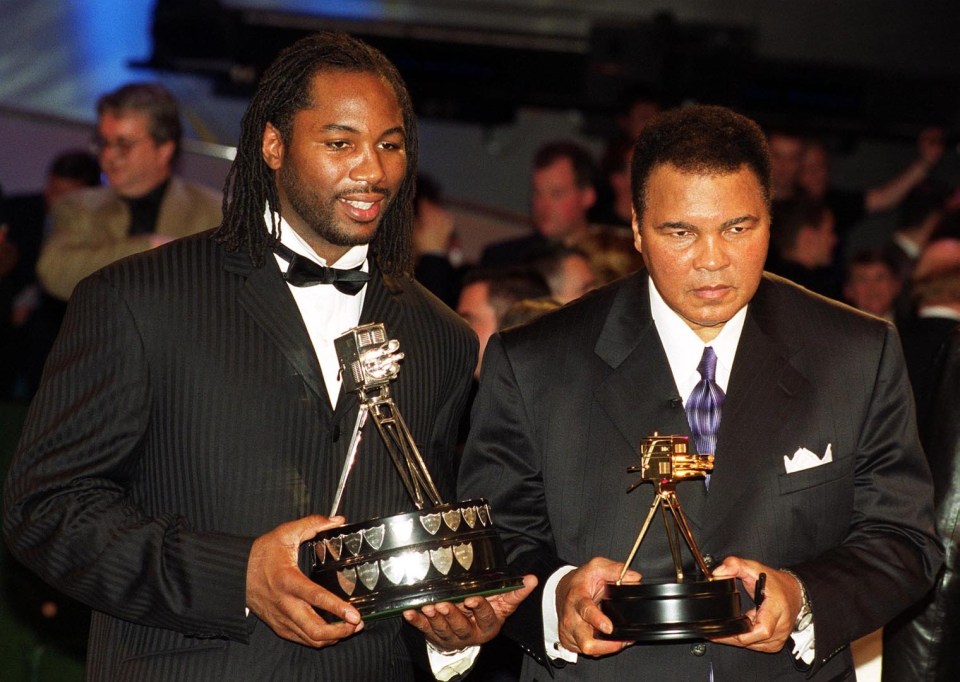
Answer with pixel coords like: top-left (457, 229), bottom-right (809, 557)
top-left (402, 574), bottom-right (537, 651)
top-left (709, 556), bottom-right (804, 653)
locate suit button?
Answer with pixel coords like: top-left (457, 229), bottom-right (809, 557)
top-left (690, 642), bottom-right (707, 656)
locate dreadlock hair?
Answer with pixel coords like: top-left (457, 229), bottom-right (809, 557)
top-left (214, 31), bottom-right (418, 276)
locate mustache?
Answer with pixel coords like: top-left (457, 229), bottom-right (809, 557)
top-left (336, 185), bottom-right (391, 200)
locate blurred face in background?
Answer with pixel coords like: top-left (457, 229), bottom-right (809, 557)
top-left (531, 157), bottom-right (595, 241)
top-left (95, 110), bottom-right (174, 198)
top-left (844, 262), bottom-right (901, 318)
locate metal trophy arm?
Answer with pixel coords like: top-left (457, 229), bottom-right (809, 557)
top-left (329, 324), bottom-right (444, 517)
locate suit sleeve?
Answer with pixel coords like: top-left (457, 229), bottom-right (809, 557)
top-left (791, 324), bottom-right (944, 671)
top-left (2, 273), bottom-right (255, 642)
top-left (457, 333), bottom-right (565, 666)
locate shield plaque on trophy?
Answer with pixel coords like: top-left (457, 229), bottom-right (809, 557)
top-left (599, 434), bottom-right (751, 641)
top-left (301, 323), bottom-right (522, 619)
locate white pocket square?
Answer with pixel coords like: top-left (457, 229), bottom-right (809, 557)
top-left (783, 443), bottom-right (833, 474)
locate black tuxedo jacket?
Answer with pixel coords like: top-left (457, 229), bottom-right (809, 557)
top-left (459, 270), bottom-right (942, 681)
top-left (3, 231), bottom-right (477, 681)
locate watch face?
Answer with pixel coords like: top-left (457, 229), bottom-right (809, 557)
top-left (796, 607), bottom-right (813, 631)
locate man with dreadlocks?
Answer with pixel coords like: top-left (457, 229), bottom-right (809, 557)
top-left (3, 32), bottom-right (532, 681)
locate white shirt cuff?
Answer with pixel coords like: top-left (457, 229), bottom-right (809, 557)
top-left (543, 565), bottom-right (579, 664)
top-left (791, 621), bottom-right (816, 665)
top-left (426, 641), bottom-right (480, 681)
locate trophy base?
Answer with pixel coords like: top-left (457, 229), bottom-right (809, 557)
top-left (599, 577), bottom-right (751, 641)
top-left (302, 499), bottom-right (523, 621)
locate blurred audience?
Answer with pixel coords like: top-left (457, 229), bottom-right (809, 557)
top-left (532, 244), bottom-right (597, 304)
top-left (767, 129), bottom-right (806, 202)
top-left (899, 235), bottom-right (960, 418)
top-left (574, 225), bottom-right (645, 285)
top-left (0, 150), bottom-right (101, 399)
top-left (412, 174), bottom-right (464, 308)
top-left (799, 128), bottom-right (946, 235)
top-left (36, 82), bottom-right (222, 302)
top-left (767, 197), bottom-right (841, 299)
top-left (882, 327), bottom-right (960, 682)
top-left (499, 297), bottom-right (562, 331)
top-left (481, 140), bottom-right (597, 267)
top-left (842, 249), bottom-right (902, 324)
top-left (456, 267), bottom-right (550, 377)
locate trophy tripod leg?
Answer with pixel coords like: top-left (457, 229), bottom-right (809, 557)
top-left (369, 407), bottom-right (421, 507)
top-left (329, 406), bottom-right (369, 517)
top-left (660, 498), bottom-right (685, 581)
top-left (663, 490), bottom-right (713, 579)
top-left (617, 493), bottom-right (663, 585)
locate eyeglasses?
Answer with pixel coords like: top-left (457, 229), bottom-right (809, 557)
top-left (89, 135), bottom-right (151, 156)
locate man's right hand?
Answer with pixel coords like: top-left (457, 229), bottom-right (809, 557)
top-left (556, 557), bottom-right (639, 657)
top-left (246, 515), bottom-right (363, 648)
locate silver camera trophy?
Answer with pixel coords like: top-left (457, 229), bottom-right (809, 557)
top-left (302, 323), bottom-right (521, 619)
top-left (600, 434), bottom-right (750, 640)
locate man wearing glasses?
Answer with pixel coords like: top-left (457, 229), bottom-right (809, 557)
top-left (36, 82), bottom-right (222, 301)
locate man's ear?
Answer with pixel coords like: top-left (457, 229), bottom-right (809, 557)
top-left (262, 122), bottom-right (284, 171)
top-left (631, 209), bottom-right (642, 254)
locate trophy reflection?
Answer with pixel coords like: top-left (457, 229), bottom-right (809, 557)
top-left (302, 323), bottom-right (521, 619)
top-left (600, 434), bottom-right (750, 641)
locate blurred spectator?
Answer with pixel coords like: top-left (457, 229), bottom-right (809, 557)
top-left (456, 267), bottom-right (550, 377)
top-left (767, 197), bottom-right (841, 299)
top-left (882, 325), bottom-right (960, 682)
top-left (532, 244), bottom-right (597, 304)
top-left (881, 179), bottom-right (956, 322)
top-left (36, 82), bottom-right (222, 302)
top-left (767, 129), bottom-right (806, 201)
top-left (613, 84), bottom-right (664, 142)
top-left (412, 174), bottom-right (464, 308)
top-left (899, 235), bottom-right (960, 418)
top-left (800, 128), bottom-right (946, 234)
top-left (591, 135), bottom-right (634, 228)
top-left (0, 150), bottom-right (101, 399)
top-left (574, 225), bottom-right (645, 286)
top-left (500, 297), bottom-right (562, 331)
top-left (481, 141), bottom-right (597, 267)
top-left (842, 249), bottom-right (902, 324)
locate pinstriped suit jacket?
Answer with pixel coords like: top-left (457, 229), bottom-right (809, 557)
top-left (3, 230), bottom-right (478, 681)
top-left (459, 270), bottom-right (942, 681)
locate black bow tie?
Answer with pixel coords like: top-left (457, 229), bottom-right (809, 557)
top-left (274, 243), bottom-right (370, 295)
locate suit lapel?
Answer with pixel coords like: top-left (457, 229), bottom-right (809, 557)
top-left (594, 274), bottom-right (688, 452)
top-left (707, 278), bottom-right (810, 514)
top-left (224, 246), bottom-right (328, 406)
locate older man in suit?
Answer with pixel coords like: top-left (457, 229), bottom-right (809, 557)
top-left (36, 82), bottom-right (222, 301)
top-left (4, 32), bottom-right (532, 681)
top-left (459, 105), bottom-right (942, 680)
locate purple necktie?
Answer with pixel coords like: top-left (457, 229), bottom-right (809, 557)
top-left (686, 346), bottom-right (724, 461)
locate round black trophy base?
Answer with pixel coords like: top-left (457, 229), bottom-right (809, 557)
top-left (302, 499), bottom-right (523, 621)
top-left (600, 577), bottom-right (751, 641)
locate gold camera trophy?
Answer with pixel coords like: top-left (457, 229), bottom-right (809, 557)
top-left (301, 323), bottom-right (521, 619)
top-left (600, 434), bottom-right (751, 640)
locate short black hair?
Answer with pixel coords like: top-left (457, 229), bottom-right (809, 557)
top-left (631, 104), bottom-right (771, 223)
top-left (49, 150), bottom-right (101, 187)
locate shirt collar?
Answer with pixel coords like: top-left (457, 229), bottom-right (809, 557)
top-left (649, 276), bottom-right (747, 395)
